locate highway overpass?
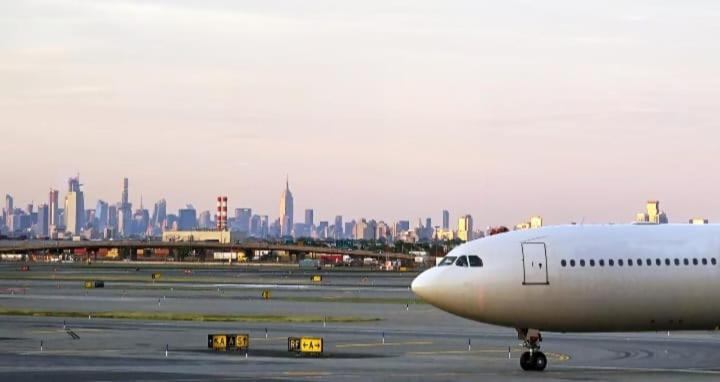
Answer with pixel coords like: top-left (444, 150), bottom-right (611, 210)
top-left (0, 240), bottom-right (414, 261)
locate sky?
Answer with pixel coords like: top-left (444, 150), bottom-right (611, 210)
top-left (2, 0), bottom-right (720, 228)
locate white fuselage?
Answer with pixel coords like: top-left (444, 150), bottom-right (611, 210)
top-left (411, 224), bottom-right (720, 332)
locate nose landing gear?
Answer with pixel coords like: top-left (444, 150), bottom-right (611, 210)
top-left (517, 328), bottom-right (547, 371)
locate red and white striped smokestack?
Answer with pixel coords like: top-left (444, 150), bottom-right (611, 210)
top-left (222, 196), bottom-right (227, 231)
top-left (216, 196), bottom-right (228, 231)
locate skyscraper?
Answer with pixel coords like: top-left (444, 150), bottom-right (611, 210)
top-left (48, 189), bottom-right (59, 228)
top-left (279, 178), bottom-right (294, 237)
top-left (149, 199), bottom-right (167, 234)
top-left (234, 208), bottom-right (252, 233)
top-left (64, 175), bottom-right (85, 235)
top-left (458, 215), bottom-right (473, 242)
top-left (334, 215), bottom-right (343, 239)
top-left (178, 206), bottom-right (197, 230)
top-left (95, 200), bottom-right (109, 231)
top-left (305, 209), bottom-right (314, 227)
top-left (442, 210), bottom-right (449, 230)
top-left (119, 178), bottom-right (132, 236)
top-left (36, 203), bottom-right (49, 237)
top-left (4, 194), bottom-right (13, 226)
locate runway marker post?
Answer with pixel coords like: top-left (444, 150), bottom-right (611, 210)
top-left (468, 338), bottom-right (471, 352)
top-left (382, 332), bottom-right (385, 345)
top-left (508, 346), bottom-right (511, 359)
top-left (265, 328), bottom-right (268, 340)
top-left (40, 340), bottom-right (43, 352)
top-left (165, 344), bottom-right (168, 357)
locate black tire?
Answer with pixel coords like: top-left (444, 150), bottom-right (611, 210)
top-left (520, 351), bottom-right (535, 371)
top-left (533, 352), bottom-right (547, 371)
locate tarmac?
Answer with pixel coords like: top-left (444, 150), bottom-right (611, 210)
top-left (2, 263), bottom-right (720, 381)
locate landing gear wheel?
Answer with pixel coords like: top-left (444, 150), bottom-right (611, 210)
top-left (520, 352), bottom-right (534, 371)
top-left (532, 352), bottom-right (547, 371)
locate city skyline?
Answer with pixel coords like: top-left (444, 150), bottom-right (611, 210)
top-left (0, 172), bottom-right (710, 237)
top-left (3, 1), bottom-right (720, 225)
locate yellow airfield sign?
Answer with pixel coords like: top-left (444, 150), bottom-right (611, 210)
top-left (300, 337), bottom-right (323, 353)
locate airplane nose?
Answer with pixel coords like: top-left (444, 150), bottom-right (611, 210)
top-left (411, 268), bottom-right (434, 300)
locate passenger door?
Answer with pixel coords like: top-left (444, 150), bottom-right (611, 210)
top-left (522, 242), bottom-right (549, 285)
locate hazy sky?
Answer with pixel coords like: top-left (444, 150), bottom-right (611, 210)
top-left (2, 0), bottom-right (720, 227)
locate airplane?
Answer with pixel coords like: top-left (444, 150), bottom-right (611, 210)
top-left (411, 223), bottom-right (720, 371)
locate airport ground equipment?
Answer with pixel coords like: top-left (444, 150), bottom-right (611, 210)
top-left (310, 275), bottom-right (322, 282)
top-left (261, 290), bottom-right (271, 300)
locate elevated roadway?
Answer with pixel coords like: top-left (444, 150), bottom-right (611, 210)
top-left (0, 240), bottom-right (413, 260)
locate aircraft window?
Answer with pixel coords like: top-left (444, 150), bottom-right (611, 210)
top-left (665, 259), bottom-right (671, 266)
top-left (683, 258), bottom-right (689, 266)
top-left (693, 258), bottom-right (698, 266)
top-left (674, 258), bottom-right (680, 266)
top-left (637, 258), bottom-right (642, 266)
top-left (599, 259), bottom-right (605, 266)
top-left (468, 255), bottom-right (483, 267)
top-left (455, 256), bottom-right (469, 267)
top-left (570, 260), bottom-right (576, 267)
top-left (609, 259), bottom-right (614, 266)
top-left (438, 256), bottom-right (456, 266)
top-left (580, 259), bottom-right (586, 267)
top-left (628, 259), bottom-right (633, 266)
top-left (561, 260), bottom-right (567, 267)
top-left (645, 259), bottom-right (651, 266)
top-left (702, 258), bottom-right (708, 265)
top-left (589, 259), bottom-right (595, 267)
top-left (712, 258), bottom-right (717, 265)
top-left (655, 259), bottom-right (661, 266)
top-left (618, 259), bottom-right (624, 266)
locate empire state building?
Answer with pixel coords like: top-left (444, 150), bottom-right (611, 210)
top-left (279, 178), bottom-right (294, 237)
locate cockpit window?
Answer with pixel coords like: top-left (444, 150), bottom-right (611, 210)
top-left (468, 255), bottom-right (483, 267)
top-left (438, 256), bottom-right (456, 266)
top-left (455, 256), bottom-right (469, 267)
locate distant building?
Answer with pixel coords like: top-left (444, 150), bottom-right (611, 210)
top-left (119, 178), bottom-right (132, 236)
top-left (305, 209), bottom-right (314, 227)
top-left (376, 221), bottom-right (391, 241)
top-left (458, 215), bottom-right (473, 242)
top-left (689, 217), bottom-right (709, 225)
top-left (198, 210), bottom-right (212, 229)
top-left (354, 218), bottom-right (376, 240)
top-left (234, 208), bottom-right (252, 233)
top-left (151, 199), bottom-right (167, 229)
top-left (635, 200), bottom-right (668, 224)
top-left (48, 189), bottom-right (59, 227)
top-left (279, 178), bottom-right (294, 237)
top-left (64, 175), bottom-right (85, 235)
top-left (133, 207), bottom-right (150, 236)
top-left (442, 210), bottom-right (449, 230)
top-left (434, 227), bottom-right (456, 241)
top-left (344, 221), bottom-right (355, 239)
top-left (36, 203), bottom-right (49, 237)
top-left (95, 200), bottom-right (109, 231)
top-left (178, 207), bottom-right (197, 230)
top-left (250, 214), bottom-right (261, 237)
top-left (515, 216), bottom-right (543, 231)
top-left (107, 204), bottom-right (118, 230)
top-left (334, 215), bottom-right (343, 239)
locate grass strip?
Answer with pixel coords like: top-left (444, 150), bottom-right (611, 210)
top-left (0, 308), bottom-right (380, 323)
